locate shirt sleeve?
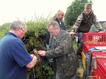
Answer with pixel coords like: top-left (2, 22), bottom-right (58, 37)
top-left (46, 34), bottom-right (72, 58)
top-left (72, 13), bottom-right (83, 32)
top-left (11, 39), bottom-right (32, 67)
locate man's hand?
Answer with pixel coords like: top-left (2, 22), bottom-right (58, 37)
top-left (30, 54), bottom-right (36, 58)
top-left (69, 32), bottom-right (76, 38)
top-left (26, 54), bottom-right (37, 69)
top-left (30, 54), bottom-right (38, 64)
top-left (69, 31), bottom-right (76, 35)
top-left (38, 50), bottom-right (46, 56)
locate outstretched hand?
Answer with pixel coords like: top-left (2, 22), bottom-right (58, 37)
top-left (38, 50), bottom-right (46, 56)
top-left (69, 32), bottom-right (76, 36)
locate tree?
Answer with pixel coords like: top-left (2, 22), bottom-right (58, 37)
top-left (64, 0), bottom-right (91, 29)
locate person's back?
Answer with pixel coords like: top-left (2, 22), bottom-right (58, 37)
top-left (0, 21), bottom-right (37, 79)
top-left (0, 33), bottom-right (28, 79)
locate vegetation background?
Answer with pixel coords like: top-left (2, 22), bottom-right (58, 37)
top-left (0, 0), bottom-right (91, 79)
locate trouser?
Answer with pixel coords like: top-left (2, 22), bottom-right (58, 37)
top-left (55, 72), bottom-right (77, 79)
top-left (77, 33), bottom-right (83, 57)
top-left (55, 66), bottom-right (77, 79)
top-left (48, 59), bottom-right (56, 79)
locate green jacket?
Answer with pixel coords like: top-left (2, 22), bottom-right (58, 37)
top-left (46, 30), bottom-right (77, 79)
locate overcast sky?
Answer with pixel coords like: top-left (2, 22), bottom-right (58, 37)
top-left (0, 0), bottom-right (72, 25)
top-left (0, 0), bottom-right (105, 25)
top-left (92, 0), bottom-right (106, 21)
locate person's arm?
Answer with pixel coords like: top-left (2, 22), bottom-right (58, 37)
top-left (26, 54), bottom-right (37, 69)
top-left (38, 35), bottom-right (72, 58)
top-left (72, 13), bottom-right (83, 32)
top-left (46, 34), bottom-right (72, 58)
top-left (11, 39), bottom-right (37, 69)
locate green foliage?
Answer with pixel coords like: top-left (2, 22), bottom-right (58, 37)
top-left (23, 20), bottom-right (54, 79)
top-left (29, 61), bottom-right (54, 79)
top-left (24, 20), bottom-right (48, 52)
top-left (26, 19), bottom-right (48, 37)
top-left (64, 0), bottom-right (89, 29)
top-left (0, 19), bottom-right (54, 79)
top-left (0, 23), bottom-right (10, 38)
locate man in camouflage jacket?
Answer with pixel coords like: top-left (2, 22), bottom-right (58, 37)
top-left (38, 21), bottom-right (77, 79)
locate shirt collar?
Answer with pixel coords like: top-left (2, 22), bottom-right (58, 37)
top-left (7, 32), bottom-right (18, 38)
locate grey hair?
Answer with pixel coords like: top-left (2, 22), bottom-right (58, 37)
top-left (10, 21), bottom-right (27, 30)
top-left (48, 21), bottom-right (60, 29)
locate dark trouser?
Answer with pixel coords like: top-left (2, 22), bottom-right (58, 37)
top-left (55, 72), bottom-right (77, 79)
top-left (54, 65), bottom-right (77, 79)
top-left (77, 33), bottom-right (83, 57)
top-left (48, 59), bottom-right (56, 79)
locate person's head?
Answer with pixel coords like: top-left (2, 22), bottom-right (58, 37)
top-left (84, 3), bottom-right (92, 15)
top-left (10, 21), bottom-right (27, 39)
top-left (103, 22), bottom-right (106, 30)
top-left (55, 10), bottom-right (64, 21)
top-left (48, 21), bottom-right (61, 37)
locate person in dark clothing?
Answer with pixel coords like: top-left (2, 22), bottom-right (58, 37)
top-left (38, 21), bottom-right (77, 79)
top-left (71, 3), bottom-right (102, 33)
top-left (70, 3), bottom-right (102, 56)
top-left (53, 10), bottom-right (66, 30)
top-left (42, 10), bottom-right (66, 49)
top-left (0, 21), bottom-right (37, 79)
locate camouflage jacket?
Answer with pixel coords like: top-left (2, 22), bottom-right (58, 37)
top-left (46, 30), bottom-right (77, 78)
top-left (72, 12), bottom-right (102, 33)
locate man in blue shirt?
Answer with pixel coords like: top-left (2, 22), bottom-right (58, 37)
top-left (0, 21), bottom-right (37, 79)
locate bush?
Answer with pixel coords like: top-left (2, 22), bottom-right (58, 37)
top-left (0, 19), bottom-right (54, 79)
top-left (24, 20), bottom-right (48, 52)
top-left (0, 23), bottom-right (10, 38)
top-left (24, 20), bottom-right (54, 79)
